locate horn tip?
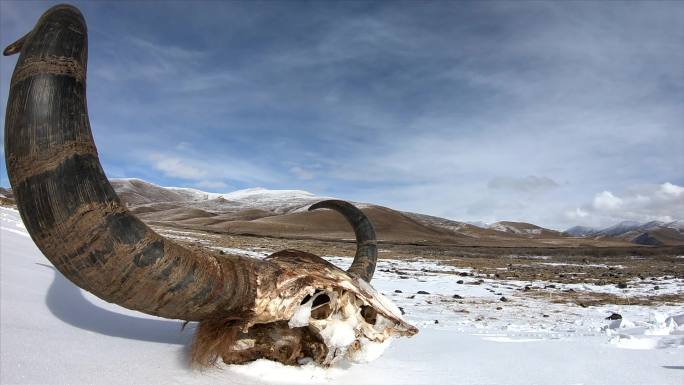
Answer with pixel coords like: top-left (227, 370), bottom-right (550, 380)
top-left (3, 41), bottom-right (22, 56)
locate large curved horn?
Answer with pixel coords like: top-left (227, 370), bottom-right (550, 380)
top-left (308, 200), bottom-right (377, 281)
top-left (3, 4), bottom-right (259, 321)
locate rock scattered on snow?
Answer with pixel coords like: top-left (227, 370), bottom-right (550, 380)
top-left (606, 313), bottom-right (623, 320)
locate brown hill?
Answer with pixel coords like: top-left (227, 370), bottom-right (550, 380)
top-left (488, 221), bottom-right (562, 238)
top-left (110, 179), bottom-right (189, 205)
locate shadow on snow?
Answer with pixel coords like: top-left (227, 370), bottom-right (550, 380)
top-left (41, 263), bottom-right (194, 345)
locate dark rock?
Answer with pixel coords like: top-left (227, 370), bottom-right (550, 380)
top-left (452, 294), bottom-right (463, 299)
top-left (417, 290), bottom-right (430, 295)
top-left (408, 295), bottom-right (415, 299)
top-left (616, 283), bottom-right (628, 289)
top-left (398, 307), bottom-right (405, 315)
top-left (499, 296), bottom-right (508, 302)
top-left (434, 320), bottom-right (439, 324)
top-left (654, 285), bottom-right (660, 290)
top-left (542, 314), bottom-right (549, 318)
top-left (545, 284), bottom-right (556, 289)
top-left (394, 289), bottom-right (403, 293)
top-left (457, 280), bottom-right (464, 284)
top-left (459, 272), bottom-right (469, 277)
top-left (523, 286), bottom-right (531, 291)
top-left (606, 313), bottom-right (622, 320)
top-left (496, 307), bottom-right (503, 310)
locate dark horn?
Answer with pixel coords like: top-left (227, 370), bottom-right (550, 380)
top-left (4, 4), bottom-right (259, 321)
top-left (309, 200), bottom-right (377, 281)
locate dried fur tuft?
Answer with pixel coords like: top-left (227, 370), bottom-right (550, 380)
top-left (190, 318), bottom-right (243, 367)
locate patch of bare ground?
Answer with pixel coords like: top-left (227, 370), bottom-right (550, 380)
top-left (524, 290), bottom-right (684, 307)
top-left (152, 223), bottom-right (684, 306)
top-left (0, 198), bottom-right (15, 207)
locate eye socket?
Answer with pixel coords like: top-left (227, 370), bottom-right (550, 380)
top-left (312, 293), bottom-right (330, 308)
top-left (360, 305), bottom-right (377, 325)
top-left (311, 293), bottom-right (332, 320)
top-left (300, 294), bottom-right (312, 305)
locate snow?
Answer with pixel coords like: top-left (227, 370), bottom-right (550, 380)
top-left (488, 222), bottom-right (543, 235)
top-left (2, 206), bottom-right (683, 384)
top-left (168, 186), bottom-right (332, 213)
top-left (110, 178), bottom-right (337, 214)
top-left (288, 295), bottom-right (314, 328)
top-left (318, 317), bottom-right (358, 352)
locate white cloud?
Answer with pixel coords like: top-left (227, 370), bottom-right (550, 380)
top-left (659, 182), bottom-right (684, 197)
top-left (196, 180), bottom-right (228, 190)
top-left (175, 142), bottom-right (192, 150)
top-left (146, 152), bottom-right (281, 185)
top-left (569, 182), bottom-right (684, 228)
top-left (593, 191), bottom-right (623, 210)
top-left (150, 154), bottom-right (207, 180)
top-left (565, 207), bottom-right (589, 220)
top-left (289, 166), bottom-right (314, 180)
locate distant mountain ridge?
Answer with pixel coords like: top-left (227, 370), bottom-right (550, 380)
top-left (106, 179), bottom-right (610, 246)
top-left (2, 179), bottom-right (682, 246)
top-left (487, 221), bottom-right (561, 238)
top-left (111, 178), bottom-right (326, 214)
top-left (563, 219), bottom-right (684, 246)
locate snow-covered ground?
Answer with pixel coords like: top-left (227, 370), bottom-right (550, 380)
top-left (1, 207), bottom-right (683, 384)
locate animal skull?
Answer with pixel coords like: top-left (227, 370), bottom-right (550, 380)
top-left (192, 251), bottom-right (417, 366)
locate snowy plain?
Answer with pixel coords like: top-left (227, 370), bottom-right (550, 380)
top-left (1, 207), bottom-right (683, 384)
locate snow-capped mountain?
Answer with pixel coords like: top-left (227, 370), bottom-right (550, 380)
top-left (563, 226), bottom-right (598, 237)
top-left (487, 221), bottom-right (560, 237)
top-left (3, 178), bottom-right (682, 245)
top-left (664, 220), bottom-right (684, 232)
top-left (110, 178), bottom-right (330, 214)
top-left (106, 179), bottom-right (617, 246)
top-left (594, 221), bottom-right (642, 237)
top-left (563, 220), bottom-right (684, 246)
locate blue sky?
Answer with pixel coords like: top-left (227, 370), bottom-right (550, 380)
top-left (1, 1), bottom-right (682, 230)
